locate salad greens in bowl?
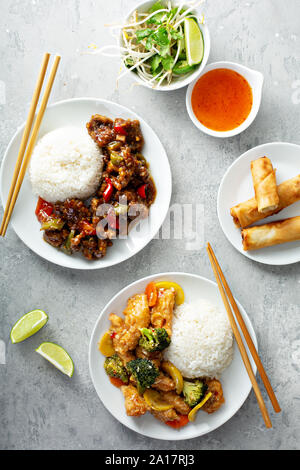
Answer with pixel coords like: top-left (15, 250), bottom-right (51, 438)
top-left (92, 0), bottom-right (210, 91)
top-left (120, 0), bottom-right (210, 90)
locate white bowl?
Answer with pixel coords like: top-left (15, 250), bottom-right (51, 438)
top-left (89, 272), bottom-right (257, 440)
top-left (186, 61), bottom-right (264, 137)
top-left (218, 142), bottom-right (300, 265)
top-left (120, 1), bottom-right (210, 91)
top-left (0, 98), bottom-right (172, 270)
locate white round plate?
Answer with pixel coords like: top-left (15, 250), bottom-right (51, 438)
top-left (218, 142), bottom-right (300, 265)
top-left (89, 272), bottom-right (257, 441)
top-left (0, 98), bottom-right (172, 270)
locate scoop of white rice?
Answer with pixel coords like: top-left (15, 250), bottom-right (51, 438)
top-left (164, 299), bottom-right (234, 379)
top-left (29, 127), bottom-right (103, 203)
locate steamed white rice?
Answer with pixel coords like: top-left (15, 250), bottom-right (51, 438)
top-left (29, 127), bottom-right (103, 203)
top-left (164, 299), bottom-right (234, 379)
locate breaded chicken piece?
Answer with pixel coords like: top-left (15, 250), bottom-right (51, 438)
top-left (150, 289), bottom-right (175, 336)
top-left (161, 391), bottom-right (191, 415)
top-left (121, 384), bottom-right (148, 417)
top-left (118, 351), bottom-right (135, 365)
top-left (152, 372), bottom-right (175, 392)
top-left (123, 294), bottom-right (150, 329)
top-left (150, 408), bottom-right (179, 423)
top-left (135, 345), bottom-right (162, 369)
top-left (110, 294), bottom-right (150, 355)
top-left (109, 313), bottom-right (124, 330)
top-left (202, 379), bottom-right (224, 414)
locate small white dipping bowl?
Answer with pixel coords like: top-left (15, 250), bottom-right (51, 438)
top-left (186, 61), bottom-right (264, 137)
top-left (120, 0), bottom-right (211, 92)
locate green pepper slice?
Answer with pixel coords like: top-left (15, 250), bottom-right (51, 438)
top-left (62, 230), bottom-right (75, 255)
top-left (110, 151), bottom-right (124, 166)
top-left (40, 218), bottom-right (65, 231)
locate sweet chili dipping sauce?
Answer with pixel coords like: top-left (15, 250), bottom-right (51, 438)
top-left (191, 68), bottom-right (253, 132)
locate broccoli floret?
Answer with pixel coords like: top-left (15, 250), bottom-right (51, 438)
top-left (126, 358), bottom-right (159, 394)
top-left (139, 327), bottom-right (171, 352)
top-left (104, 354), bottom-right (128, 384)
top-left (182, 380), bottom-right (208, 408)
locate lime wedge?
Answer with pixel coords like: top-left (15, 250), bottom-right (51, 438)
top-left (36, 342), bottom-right (74, 377)
top-left (184, 18), bottom-right (204, 66)
top-left (10, 309), bottom-right (48, 344)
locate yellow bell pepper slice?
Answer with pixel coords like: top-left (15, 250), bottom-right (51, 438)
top-left (143, 389), bottom-right (174, 411)
top-left (188, 392), bottom-right (213, 422)
top-left (161, 361), bottom-right (184, 394)
top-left (155, 281), bottom-right (185, 305)
top-left (98, 331), bottom-right (115, 357)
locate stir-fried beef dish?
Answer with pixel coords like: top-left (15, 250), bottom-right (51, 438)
top-left (35, 115), bottom-right (156, 260)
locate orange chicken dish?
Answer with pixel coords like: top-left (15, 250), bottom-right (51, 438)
top-left (99, 282), bottom-right (225, 429)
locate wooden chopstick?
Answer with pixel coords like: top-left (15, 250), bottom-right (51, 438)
top-left (207, 242), bottom-right (281, 414)
top-left (1, 55), bottom-right (61, 237)
top-left (206, 243), bottom-right (272, 429)
top-left (0, 53), bottom-right (50, 236)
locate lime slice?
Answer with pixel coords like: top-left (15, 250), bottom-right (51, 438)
top-left (10, 309), bottom-right (48, 344)
top-left (36, 342), bottom-right (74, 377)
top-left (184, 18), bottom-right (204, 66)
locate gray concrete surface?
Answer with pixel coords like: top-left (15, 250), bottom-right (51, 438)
top-left (0, 0), bottom-right (300, 451)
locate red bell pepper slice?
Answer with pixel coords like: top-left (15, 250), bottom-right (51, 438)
top-left (107, 208), bottom-right (119, 230)
top-left (79, 220), bottom-right (96, 236)
top-left (35, 197), bottom-right (54, 223)
top-left (145, 282), bottom-right (158, 307)
top-left (137, 184), bottom-right (148, 199)
top-left (114, 125), bottom-right (127, 136)
top-left (103, 178), bottom-right (114, 203)
top-left (109, 377), bottom-right (125, 388)
top-left (165, 415), bottom-right (189, 428)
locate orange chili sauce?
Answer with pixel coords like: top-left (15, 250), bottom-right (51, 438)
top-left (191, 68), bottom-right (253, 132)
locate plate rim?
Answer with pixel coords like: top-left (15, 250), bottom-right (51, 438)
top-left (88, 271), bottom-right (258, 441)
top-left (217, 141), bottom-right (300, 266)
top-left (0, 97), bottom-right (172, 270)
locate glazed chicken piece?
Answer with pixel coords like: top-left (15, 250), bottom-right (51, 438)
top-left (150, 408), bottom-right (179, 423)
top-left (152, 372), bottom-right (176, 392)
top-left (110, 294), bottom-right (150, 356)
top-left (135, 345), bottom-right (162, 369)
top-left (118, 351), bottom-right (135, 365)
top-left (161, 392), bottom-right (191, 415)
top-left (151, 289), bottom-right (175, 336)
top-left (109, 313), bottom-right (124, 330)
top-left (123, 294), bottom-right (150, 329)
top-left (121, 384), bottom-right (148, 417)
top-left (202, 379), bottom-right (224, 414)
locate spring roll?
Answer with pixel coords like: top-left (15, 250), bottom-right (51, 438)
top-left (231, 174), bottom-right (300, 228)
top-left (242, 216), bottom-right (300, 251)
top-left (251, 157), bottom-right (279, 213)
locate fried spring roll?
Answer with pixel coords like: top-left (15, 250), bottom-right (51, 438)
top-left (251, 157), bottom-right (279, 213)
top-left (231, 174), bottom-right (300, 228)
top-left (242, 216), bottom-right (300, 251)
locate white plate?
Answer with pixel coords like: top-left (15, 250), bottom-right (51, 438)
top-left (218, 142), bottom-right (300, 265)
top-left (0, 98), bottom-right (172, 270)
top-left (89, 272), bottom-right (257, 441)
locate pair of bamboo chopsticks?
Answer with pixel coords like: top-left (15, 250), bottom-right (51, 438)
top-left (206, 243), bottom-right (281, 429)
top-left (0, 53), bottom-right (61, 237)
